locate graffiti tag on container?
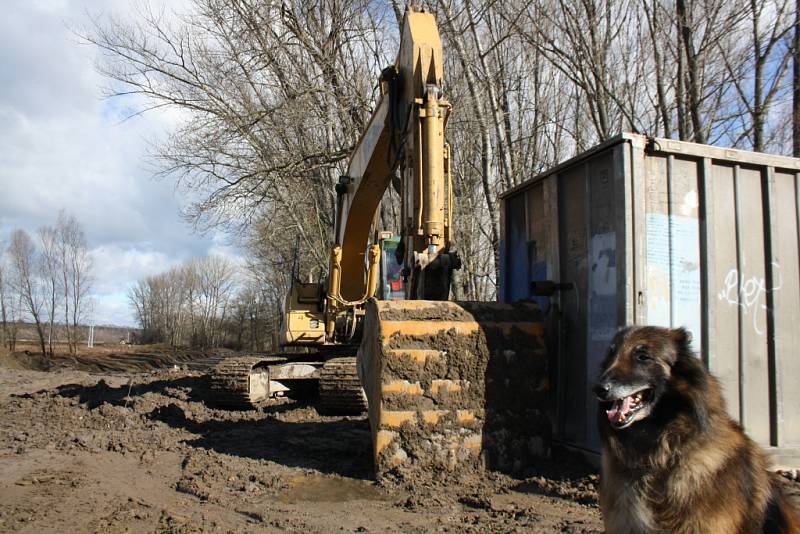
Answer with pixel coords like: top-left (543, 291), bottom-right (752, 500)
top-left (717, 263), bottom-right (782, 336)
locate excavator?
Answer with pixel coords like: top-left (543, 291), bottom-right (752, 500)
top-left (209, 7), bottom-right (550, 478)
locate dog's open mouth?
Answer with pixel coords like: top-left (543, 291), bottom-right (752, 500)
top-left (604, 388), bottom-right (653, 429)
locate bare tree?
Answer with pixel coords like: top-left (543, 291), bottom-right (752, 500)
top-left (226, 280), bottom-right (275, 351)
top-left (717, 0), bottom-right (793, 151)
top-left (194, 255), bottom-right (237, 348)
top-left (8, 230), bottom-right (47, 359)
top-left (501, 0), bottom-right (637, 143)
top-left (92, 0), bottom-right (798, 306)
top-left (128, 255), bottom-right (238, 348)
top-left (0, 245), bottom-right (18, 351)
top-left (56, 212), bottom-right (93, 355)
top-left (38, 225), bottom-right (60, 357)
top-left (433, 0), bottom-right (502, 281)
top-left (84, 0), bottom-right (396, 280)
top-left (128, 279), bottom-right (153, 341)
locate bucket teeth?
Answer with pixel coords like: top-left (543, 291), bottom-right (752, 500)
top-left (359, 299), bottom-right (551, 480)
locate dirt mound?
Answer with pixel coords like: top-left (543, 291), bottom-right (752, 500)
top-left (0, 345), bottom-right (230, 374)
top-left (0, 350), bottom-right (50, 371)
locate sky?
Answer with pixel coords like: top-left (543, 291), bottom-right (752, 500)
top-left (0, 0), bottom-right (240, 327)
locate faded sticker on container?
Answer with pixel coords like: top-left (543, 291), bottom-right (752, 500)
top-left (645, 213), bottom-right (701, 350)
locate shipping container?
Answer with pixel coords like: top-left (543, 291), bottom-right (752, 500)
top-left (499, 133), bottom-right (800, 466)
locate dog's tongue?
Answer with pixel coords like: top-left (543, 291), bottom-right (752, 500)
top-left (606, 396), bottom-right (633, 424)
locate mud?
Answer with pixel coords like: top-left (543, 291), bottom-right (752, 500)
top-left (0, 350), bottom-right (605, 533)
top-left (378, 301), bottom-right (543, 323)
top-left (359, 300), bottom-right (551, 481)
top-left (1, 343), bottom-right (231, 374)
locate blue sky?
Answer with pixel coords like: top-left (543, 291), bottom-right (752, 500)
top-left (0, 0), bottom-right (240, 327)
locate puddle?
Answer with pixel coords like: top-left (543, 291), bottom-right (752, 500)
top-left (276, 475), bottom-right (390, 504)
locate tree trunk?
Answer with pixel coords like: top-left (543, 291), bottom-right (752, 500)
top-left (794, 0), bottom-right (800, 156)
top-left (676, 0), bottom-right (706, 143)
top-left (47, 287), bottom-right (55, 357)
top-left (752, 0), bottom-right (764, 152)
top-left (645, 0), bottom-right (672, 137)
top-left (464, 1), bottom-right (515, 189)
top-left (479, 133), bottom-right (502, 283)
top-left (35, 320), bottom-right (47, 359)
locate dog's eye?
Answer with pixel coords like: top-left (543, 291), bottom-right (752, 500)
top-left (607, 343), bottom-right (617, 355)
top-left (634, 346), bottom-right (651, 362)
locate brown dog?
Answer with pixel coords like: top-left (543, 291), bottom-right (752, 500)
top-left (594, 326), bottom-right (800, 533)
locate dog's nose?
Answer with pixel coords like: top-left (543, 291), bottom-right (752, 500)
top-left (593, 382), bottom-right (610, 400)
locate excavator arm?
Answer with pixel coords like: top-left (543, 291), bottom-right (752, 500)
top-left (325, 8), bottom-right (459, 340)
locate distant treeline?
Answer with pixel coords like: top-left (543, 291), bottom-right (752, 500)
top-left (129, 256), bottom-right (279, 352)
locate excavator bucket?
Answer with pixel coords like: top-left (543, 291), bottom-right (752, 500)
top-left (358, 300), bottom-right (551, 480)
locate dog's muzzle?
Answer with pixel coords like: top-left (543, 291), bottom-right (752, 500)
top-left (594, 381), bottom-right (653, 429)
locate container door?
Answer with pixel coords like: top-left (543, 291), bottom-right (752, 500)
top-left (557, 166), bottom-right (590, 448)
top-left (557, 152), bottom-right (621, 453)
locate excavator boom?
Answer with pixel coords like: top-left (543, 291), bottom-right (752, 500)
top-left (327, 8), bottom-right (457, 325)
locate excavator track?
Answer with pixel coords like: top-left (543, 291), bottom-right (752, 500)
top-left (358, 300), bottom-right (551, 480)
top-left (318, 357), bottom-right (368, 415)
top-left (208, 355), bottom-right (286, 410)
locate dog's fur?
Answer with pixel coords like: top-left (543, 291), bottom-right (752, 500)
top-left (594, 326), bottom-right (800, 534)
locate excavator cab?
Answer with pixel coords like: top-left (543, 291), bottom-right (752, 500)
top-left (378, 234), bottom-right (404, 301)
top-left (282, 232), bottom-right (404, 348)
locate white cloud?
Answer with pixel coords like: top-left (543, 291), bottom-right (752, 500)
top-left (0, 0), bottom-right (243, 327)
top-left (90, 291), bottom-right (136, 327)
top-left (90, 245), bottom-right (178, 295)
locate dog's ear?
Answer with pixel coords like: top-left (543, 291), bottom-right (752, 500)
top-left (668, 329), bottom-right (711, 432)
top-left (669, 327), bottom-right (692, 348)
top-left (665, 327), bottom-right (692, 364)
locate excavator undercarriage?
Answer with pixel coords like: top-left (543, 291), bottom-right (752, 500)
top-left (208, 353), bottom-right (366, 414)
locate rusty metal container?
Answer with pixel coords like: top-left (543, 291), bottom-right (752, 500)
top-left (499, 133), bottom-right (800, 464)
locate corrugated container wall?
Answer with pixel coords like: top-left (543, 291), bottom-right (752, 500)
top-left (499, 133), bottom-right (800, 460)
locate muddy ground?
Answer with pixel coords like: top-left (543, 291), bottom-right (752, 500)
top-left (0, 347), bottom-right (605, 533)
top-left (0, 348), bottom-right (795, 533)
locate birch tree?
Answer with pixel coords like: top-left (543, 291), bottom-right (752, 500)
top-left (57, 212), bottom-right (93, 355)
top-left (38, 225), bottom-right (61, 357)
top-left (8, 230), bottom-right (47, 359)
top-left (0, 246), bottom-right (19, 351)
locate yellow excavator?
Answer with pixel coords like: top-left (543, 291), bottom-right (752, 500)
top-left (210, 7), bottom-right (549, 478)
